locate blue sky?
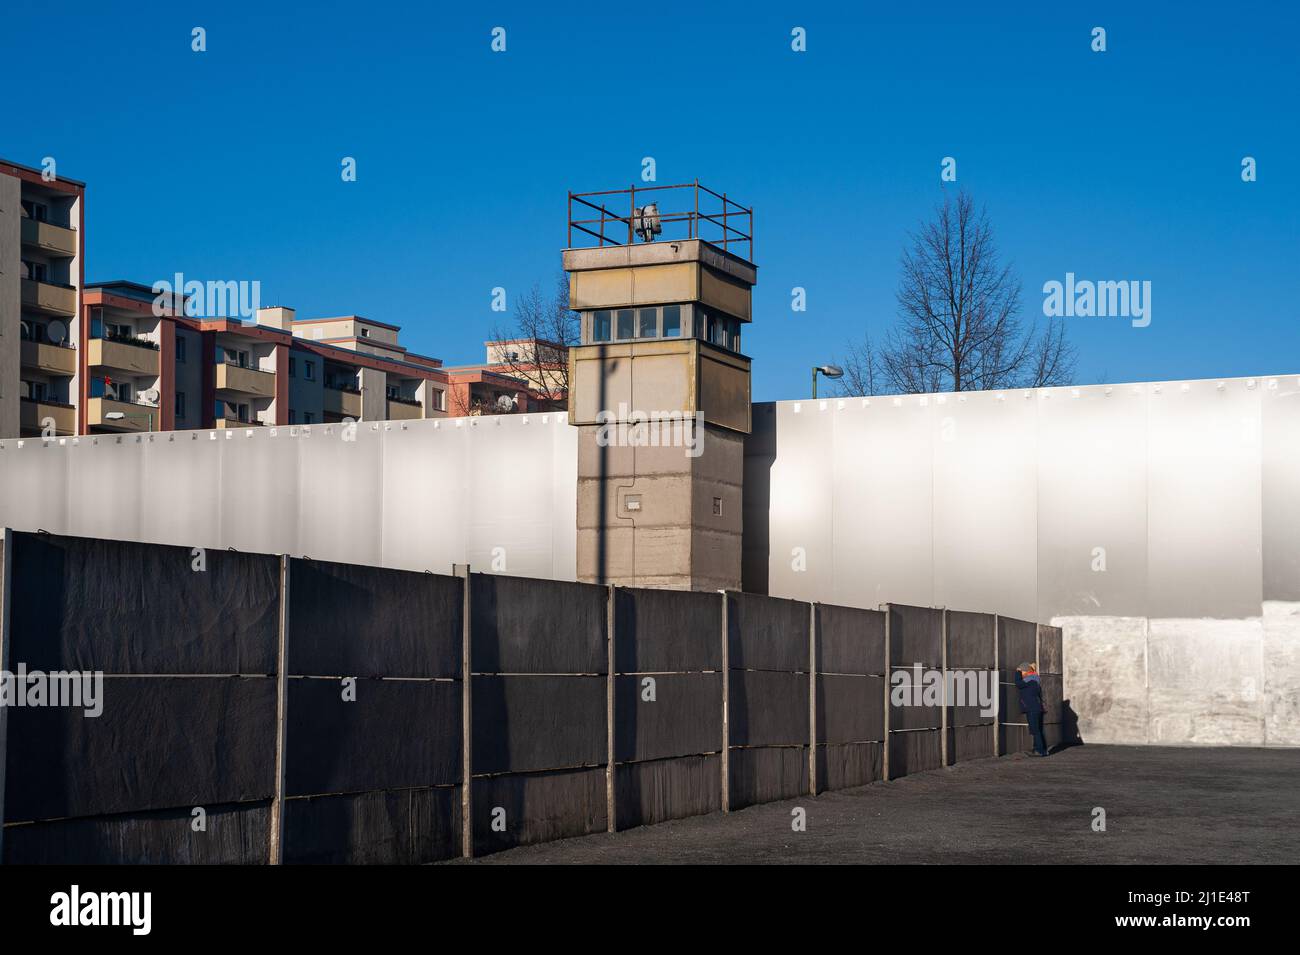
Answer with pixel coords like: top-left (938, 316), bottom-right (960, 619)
top-left (5, 1), bottom-right (1296, 400)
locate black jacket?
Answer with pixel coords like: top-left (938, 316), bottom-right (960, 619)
top-left (1015, 671), bottom-right (1045, 717)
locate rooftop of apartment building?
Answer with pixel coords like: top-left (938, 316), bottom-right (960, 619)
top-left (1, 159), bottom-right (86, 188)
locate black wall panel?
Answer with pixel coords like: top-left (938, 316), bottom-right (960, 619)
top-left (728, 746), bottom-right (808, 809)
top-left (614, 673), bottom-right (721, 762)
top-left (5, 677), bottom-right (276, 821)
top-left (729, 670), bottom-right (808, 746)
top-left (471, 575), bottom-right (606, 674)
top-left (816, 674), bottom-right (885, 743)
top-left (999, 723), bottom-right (1033, 754)
top-left (289, 559), bottom-right (460, 678)
top-left (472, 767), bottom-right (606, 853)
top-left (1039, 625), bottom-right (1064, 675)
top-left (816, 604), bottom-right (886, 675)
top-left (283, 787), bottom-right (459, 864)
top-left (889, 604), bottom-right (943, 667)
top-left (10, 532), bottom-right (278, 674)
top-left (947, 611), bottom-right (995, 668)
top-left (615, 755), bottom-right (720, 829)
top-left (816, 741), bottom-right (882, 792)
top-left (998, 617), bottom-right (1038, 679)
top-left (726, 593), bottom-right (809, 672)
top-left (615, 588), bottom-right (721, 673)
top-left (2, 801), bottom-right (270, 865)
top-left (949, 725), bottom-right (995, 763)
top-left (471, 675), bottom-right (605, 774)
top-left (888, 728), bottom-right (943, 777)
top-left (286, 678), bottom-right (460, 797)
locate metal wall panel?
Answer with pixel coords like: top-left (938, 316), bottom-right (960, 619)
top-left (1036, 384), bottom-right (1148, 620)
top-left (66, 433), bottom-right (147, 542)
top-left (465, 414), bottom-right (570, 579)
top-left (298, 423), bottom-right (384, 567)
top-left (932, 390), bottom-right (1037, 620)
top-left (0, 438), bottom-right (69, 534)
top-left (379, 418), bottom-right (467, 573)
top-left (140, 430), bottom-right (224, 548)
top-left (0, 415), bottom-right (578, 582)
top-left (830, 397), bottom-right (934, 609)
top-left (1262, 377), bottom-right (1300, 602)
top-left (220, 426), bottom-right (302, 557)
top-left (764, 400), bottom-right (835, 603)
top-left (1146, 379), bottom-right (1262, 618)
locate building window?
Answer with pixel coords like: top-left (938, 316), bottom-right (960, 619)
top-left (175, 392), bottom-right (186, 417)
top-left (592, 311), bottom-right (612, 342)
top-left (304, 361), bottom-right (315, 381)
top-left (22, 260), bottom-right (49, 282)
top-left (21, 200), bottom-right (48, 222)
top-left (360, 328), bottom-right (370, 338)
top-left (303, 412), bottom-right (314, 424)
top-left (433, 388), bottom-right (446, 411)
top-left (289, 357), bottom-right (297, 377)
top-left (615, 309), bottom-right (635, 341)
top-left (638, 308), bottom-right (658, 338)
top-left (662, 305), bottom-right (682, 337)
top-left (176, 337), bottom-right (187, 363)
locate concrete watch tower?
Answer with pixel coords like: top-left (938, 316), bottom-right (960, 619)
top-left (564, 182), bottom-right (755, 591)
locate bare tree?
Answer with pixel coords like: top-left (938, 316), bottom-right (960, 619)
top-left (487, 272), bottom-right (578, 410)
top-left (852, 191), bottom-right (1075, 395)
top-left (835, 331), bottom-right (883, 397)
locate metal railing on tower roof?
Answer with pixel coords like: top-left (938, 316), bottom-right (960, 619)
top-left (567, 180), bottom-right (753, 261)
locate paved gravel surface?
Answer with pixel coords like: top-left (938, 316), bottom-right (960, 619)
top-left (458, 744), bottom-right (1300, 864)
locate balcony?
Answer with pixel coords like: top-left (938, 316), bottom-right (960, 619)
top-left (20, 278), bottom-right (77, 318)
top-left (21, 218), bottom-right (77, 257)
top-left (386, 396), bottom-right (423, 420)
top-left (215, 362), bottom-right (276, 399)
top-left (89, 336), bottom-right (160, 376)
top-left (19, 398), bottom-right (76, 436)
top-left (215, 417), bottom-right (264, 429)
top-left (87, 397), bottom-right (157, 433)
top-left (323, 385), bottom-right (362, 418)
top-left (20, 339), bottom-right (77, 377)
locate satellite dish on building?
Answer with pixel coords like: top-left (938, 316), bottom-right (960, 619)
top-left (633, 203), bottom-right (662, 242)
top-left (495, 394), bottom-right (517, 412)
top-left (141, 388), bottom-right (160, 405)
top-left (47, 320), bottom-right (68, 345)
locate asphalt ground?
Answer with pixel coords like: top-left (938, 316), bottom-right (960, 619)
top-left (459, 744), bottom-right (1300, 864)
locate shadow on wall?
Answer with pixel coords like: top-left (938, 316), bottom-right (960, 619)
top-left (1056, 699), bottom-right (1084, 753)
top-left (741, 404), bottom-right (775, 595)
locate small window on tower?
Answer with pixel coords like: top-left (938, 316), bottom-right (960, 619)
top-left (662, 305), bottom-right (681, 337)
top-left (638, 308), bottom-right (658, 338)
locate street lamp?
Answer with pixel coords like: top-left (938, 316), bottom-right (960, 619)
top-left (104, 410), bottom-right (154, 432)
top-left (811, 364), bottom-right (843, 399)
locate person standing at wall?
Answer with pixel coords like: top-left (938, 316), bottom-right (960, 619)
top-left (1016, 662), bottom-right (1049, 757)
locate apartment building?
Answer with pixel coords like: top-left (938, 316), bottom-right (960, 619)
top-left (75, 297), bottom-right (453, 433)
top-left (443, 338), bottom-right (568, 415)
top-left (1, 159), bottom-right (85, 439)
top-left (2, 155), bottom-right (560, 437)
